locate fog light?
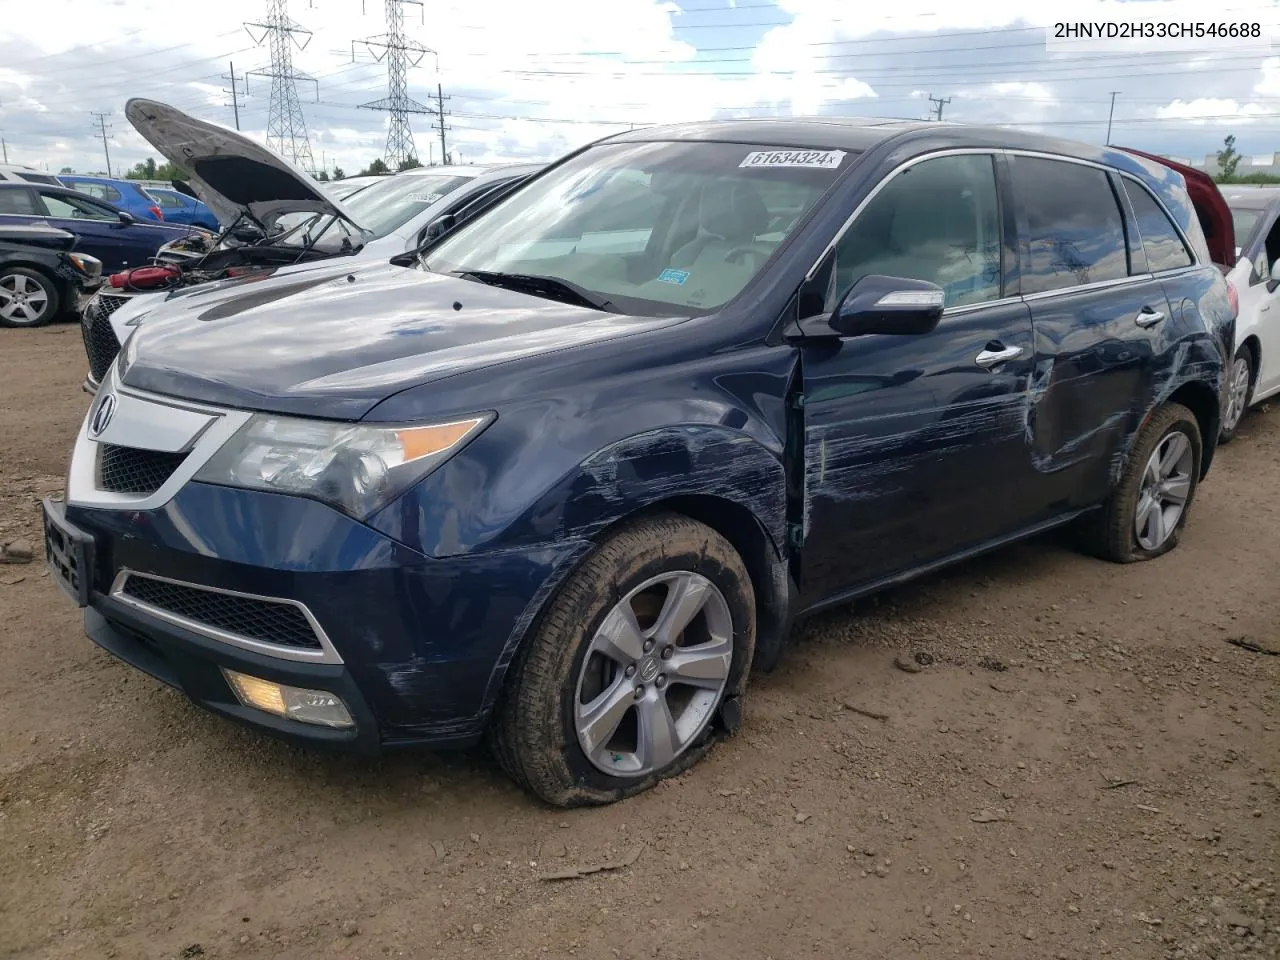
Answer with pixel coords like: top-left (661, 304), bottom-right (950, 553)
top-left (222, 669), bottom-right (354, 729)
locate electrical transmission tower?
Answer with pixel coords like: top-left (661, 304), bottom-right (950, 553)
top-left (353, 0), bottom-right (438, 169)
top-left (245, 0), bottom-right (318, 172)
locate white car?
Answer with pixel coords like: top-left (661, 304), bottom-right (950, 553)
top-left (1220, 186), bottom-right (1280, 439)
top-left (78, 98), bottom-right (542, 392)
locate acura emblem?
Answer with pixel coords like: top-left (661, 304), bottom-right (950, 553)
top-left (89, 393), bottom-right (117, 438)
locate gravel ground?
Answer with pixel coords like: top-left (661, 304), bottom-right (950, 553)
top-left (1, 323), bottom-right (1277, 960)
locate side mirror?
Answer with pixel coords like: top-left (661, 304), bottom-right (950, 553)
top-left (830, 275), bottom-right (945, 337)
top-left (421, 213), bottom-right (456, 245)
top-left (116, 210), bottom-right (137, 225)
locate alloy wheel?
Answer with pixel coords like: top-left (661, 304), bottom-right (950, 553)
top-left (1134, 430), bottom-right (1194, 551)
top-left (1223, 356), bottom-right (1251, 432)
top-left (0, 273), bottom-right (50, 325)
top-left (574, 571), bottom-right (733, 778)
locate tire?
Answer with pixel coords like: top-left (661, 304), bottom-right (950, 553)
top-left (1079, 402), bottom-right (1203, 563)
top-left (489, 513), bottom-right (756, 807)
top-left (0, 267), bottom-right (60, 328)
top-left (1218, 345), bottom-right (1255, 444)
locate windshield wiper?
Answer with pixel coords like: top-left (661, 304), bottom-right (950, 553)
top-left (454, 270), bottom-right (617, 313)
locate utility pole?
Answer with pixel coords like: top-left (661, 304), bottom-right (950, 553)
top-left (1106, 91), bottom-right (1120, 146)
top-left (245, 0), bottom-right (318, 172)
top-left (90, 112), bottom-right (113, 177)
top-left (1, 138), bottom-right (7, 164)
top-left (222, 61), bottom-right (242, 130)
top-left (353, 0), bottom-right (437, 169)
top-left (435, 82), bottom-right (451, 164)
top-left (927, 94), bottom-right (952, 121)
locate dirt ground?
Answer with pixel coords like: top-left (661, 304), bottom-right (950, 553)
top-left (1, 322), bottom-right (1277, 960)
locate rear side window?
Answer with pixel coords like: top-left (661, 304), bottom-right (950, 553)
top-left (0, 189), bottom-right (40, 215)
top-left (1124, 182), bottom-right (1194, 273)
top-left (1011, 157), bottom-right (1128, 295)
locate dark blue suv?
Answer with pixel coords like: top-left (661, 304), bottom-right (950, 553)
top-left (43, 120), bottom-right (1234, 806)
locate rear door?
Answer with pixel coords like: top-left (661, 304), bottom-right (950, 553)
top-left (1008, 154), bottom-right (1173, 512)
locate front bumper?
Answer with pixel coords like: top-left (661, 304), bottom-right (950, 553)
top-left (46, 484), bottom-right (582, 751)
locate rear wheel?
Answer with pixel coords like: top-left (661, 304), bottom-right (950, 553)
top-left (0, 268), bottom-right (59, 328)
top-left (490, 513), bottom-right (755, 807)
top-left (1219, 346), bottom-right (1254, 443)
top-left (1079, 403), bottom-right (1202, 563)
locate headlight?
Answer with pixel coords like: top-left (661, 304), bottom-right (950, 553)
top-left (193, 413), bottom-right (493, 518)
top-left (66, 252), bottom-right (102, 277)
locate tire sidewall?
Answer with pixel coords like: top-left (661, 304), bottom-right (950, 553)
top-left (1219, 347), bottom-right (1254, 442)
top-left (1125, 408), bottom-right (1203, 560)
top-left (553, 535), bottom-right (755, 798)
top-left (0, 268), bottom-right (58, 328)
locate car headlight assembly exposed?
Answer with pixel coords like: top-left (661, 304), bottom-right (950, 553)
top-left (194, 413), bottom-right (493, 518)
top-left (65, 252), bottom-right (102, 277)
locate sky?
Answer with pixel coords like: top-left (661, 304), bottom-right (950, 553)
top-left (3, 0), bottom-right (1280, 178)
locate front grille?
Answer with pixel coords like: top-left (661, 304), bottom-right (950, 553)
top-left (119, 575), bottom-right (323, 650)
top-left (98, 444), bottom-right (187, 495)
top-left (81, 294), bottom-right (132, 381)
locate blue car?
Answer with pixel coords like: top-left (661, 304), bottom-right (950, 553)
top-left (59, 175), bottom-right (165, 223)
top-left (145, 187), bottom-right (220, 231)
top-left (44, 119), bottom-right (1234, 806)
top-left (0, 182), bottom-right (199, 273)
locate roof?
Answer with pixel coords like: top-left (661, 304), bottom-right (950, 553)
top-left (608, 117), bottom-right (938, 152)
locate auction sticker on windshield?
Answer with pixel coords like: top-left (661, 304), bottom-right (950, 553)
top-left (739, 149), bottom-right (846, 169)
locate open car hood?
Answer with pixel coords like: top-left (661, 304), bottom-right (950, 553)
top-left (124, 98), bottom-right (366, 233)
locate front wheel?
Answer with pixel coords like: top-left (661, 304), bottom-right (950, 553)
top-left (1219, 346), bottom-right (1254, 443)
top-left (490, 513), bottom-right (756, 807)
top-left (1079, 402), bottom-right (1202, 563)
top-left (0, 268), bottom-right (59, 328)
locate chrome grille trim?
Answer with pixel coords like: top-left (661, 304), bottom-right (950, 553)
top-left (109, 569), bottom-right (343, 664)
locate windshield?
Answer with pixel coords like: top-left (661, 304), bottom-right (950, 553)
top-left (1230, 207), bottom-right (1263, 248)
top-left (425, 141), bottom-right (855, 314)
top-left (343, 173), bottom-right (474, 237)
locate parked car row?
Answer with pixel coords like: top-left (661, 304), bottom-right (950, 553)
top-left (43, 101), bottom-right (1239, 808)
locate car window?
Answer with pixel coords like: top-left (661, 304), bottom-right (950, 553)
top-left (1011, 157), bottom-right (1129, 295)
top-left (39, 191), bottom-right (116, 221)
top-left (829, 153), bottom-right (1002, 310)
top-left (1230, 207), bottom-right (1262, 250)
top-left (1124, 181), bottom-right (1194, 273)
top-left (0, 189), bottom-right (40, 215)
top-left (67, 181), bottom-right (121, 203)
top-left (150, 191), bottom-right (184, 209)
top-left (427, 140), bottom-right (853, 315)
top-left (16, 172), bottom-right (60, 185)
top-left (342, 174), bottom-right (475, 237)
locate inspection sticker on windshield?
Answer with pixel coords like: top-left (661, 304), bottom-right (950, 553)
top-left (658, 268), bottom-right (690, 285)
top-left (739, 149), bottom-right (846, 170)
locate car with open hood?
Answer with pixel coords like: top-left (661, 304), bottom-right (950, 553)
top-left (45, 118), bottom-right (1234, 806)
top-left (78, 123), bottom-right (542, 391)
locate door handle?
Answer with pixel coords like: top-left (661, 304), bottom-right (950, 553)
top-left (975, 345), bottom-right (1024, 370)
top-left (1135, 307), bottom-right (1166, 328)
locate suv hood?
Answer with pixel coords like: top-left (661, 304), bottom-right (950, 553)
top-left (122, 262), bottom-right (688, 420)
top-left (124, 98), bottom-right (365, 234)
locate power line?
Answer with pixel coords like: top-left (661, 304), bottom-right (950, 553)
top-left (245, 0), bottom-right (317, 172)
top-left (352, 0), bottom-right (438, 168)
top-left (89, 112), bottom-right (113, 177)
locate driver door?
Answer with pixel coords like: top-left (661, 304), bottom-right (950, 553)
top-left (795, 152), bottom-right (1039, 605)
